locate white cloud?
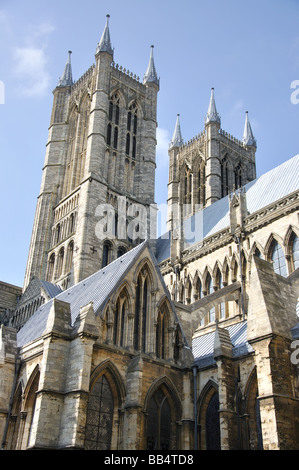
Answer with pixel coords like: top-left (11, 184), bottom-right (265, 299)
top-left (156, 127), bottom-right (170, 168)
top-left (13, 46), bottom-right (50, 97)
top-left (12, 22), bottom-right (55, 97)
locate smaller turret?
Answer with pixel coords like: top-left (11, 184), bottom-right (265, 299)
top-left (169, 114), bottom-right (184, 149)
top-left (243, 111), bottom-right (256, 148)
top-left (205, 87), bottom-right (221, 126)
top-left (57, 51), bottom-right (73, 87)
top-left (96, 14), bottom-right (113, 57)
top-left (143, 45), bottom-right (159, 87)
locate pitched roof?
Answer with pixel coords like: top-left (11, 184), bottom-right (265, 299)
top-left (156, 154), bottom-right (299, 262)
top-left (17, 242), bottom-right (148, 347)
top-left (192, 320), bottom-right (254, 368)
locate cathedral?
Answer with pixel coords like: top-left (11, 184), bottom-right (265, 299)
top-left (0, 15), bottom-right (299, 451)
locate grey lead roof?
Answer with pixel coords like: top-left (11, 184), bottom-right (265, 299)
top-left (40, 280), bottom-right (62, 299)
top-left (17, 242), bottom-right (148, 347)
top-left (192, 320), bottom-right (254, 368)
top-left (156, 154), bottom-right (299, 262)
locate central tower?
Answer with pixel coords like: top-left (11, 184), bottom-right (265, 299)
top-left (24, 15), bottom-right (159, 290)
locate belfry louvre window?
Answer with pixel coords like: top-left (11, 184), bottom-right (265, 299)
top-left (234, 163), bottom-right (242, 189)
top-left (126, 102), bottom-right (138, 158)
top-left (107, 93), bottom-right (120, 149)
top-left (221, 157), bottom-right (229, 197)
top-left (85, 375), bottom-right (114, 450)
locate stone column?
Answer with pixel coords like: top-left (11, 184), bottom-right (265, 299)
top-left (213, 323), bottom-right (238, 449)
top-left (0, 326), bottom-right (18, 450)
top-left (123, 355), bottom-right (143, 449)
top-left (247, 256), bottom-right (299, 450)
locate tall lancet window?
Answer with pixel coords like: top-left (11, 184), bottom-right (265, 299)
top-left (292, 234), bottom-right (299, 270)
top-left (198, 165), bottom-right (206, 207)
top-left (184, 168), bottom-right (192, 211)
top-left (134, 272), bottom-right (149, 352)
top-left (221, 156), bottom-right (229, 197)
top-left (271, 240), bottom-right (287, 277)
top-left (107, 93), bottom-right (120, 150)
top-left (127, 102), bottom-right (138, 158)
top-left (234, 163), bottom-right (242, 189)
top-left (207, 273), bottom-right (215, 323)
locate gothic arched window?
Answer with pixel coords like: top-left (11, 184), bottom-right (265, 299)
top-left (127, 102), bottom-right (138, 158)
top-left (207, 273), bottom-right (215, 323)
top-left (221, 156), bottom-right (229, 197)
top-left (216, 269), bottom-right (225, 319)
top-left (117, 246), bottom-right (127, 258)
top-left (57, 247), bottom-right (64, 278)
top-left (184, 168), bottom-right (192, 208)
top-left (47, 253), bottom-right (55, 282)
top-left (113, 295), bottom-right (127, 347)
top-left (142, 278), bottom-right (148, 352)
top-left (271, 240), bottom-right (287, 277)
top-left (134, 272), bottom-right (149, 352)
top-left (65, 240), bottom-right (74, 273)
top-left (205, 392), bottom-right (221, 450)
top-left (107, 123), bottom-right (112, 146)
top-left (85, 375), bottom-right (114, 450)
top-left (292, 234), bottom-right (299, 270)
top-left (107, 93), bottom-right (120, 150)
top-left (195, 276), bottom-right (202, 301)
top-left (156, 303), bottom-right (169, 359)
top-left (102, 241), bottom-right (112, 268)
top-left (234, 163), bottom-right (242, 189)
top-left (146, 388), bottom-right (172, 450)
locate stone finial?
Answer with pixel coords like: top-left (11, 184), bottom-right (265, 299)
top-left (169, 114), bottom-right (184, 149)
top-left (57, 51), bottom-right (73, 87)
top-left (243, 111), bottom-right (256, 147)
top-left (96, 14), bottom-right (113, 56)
top-left (143, 45), bottom-right (159, 86)
top-left (205, 87), bottom-right (221, 125)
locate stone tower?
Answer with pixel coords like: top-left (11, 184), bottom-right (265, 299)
top-left (24, 15), bottom-right (159, 291)
top-left (166, 88), bottom-right (256, 232)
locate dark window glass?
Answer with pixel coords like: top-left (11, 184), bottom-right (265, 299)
top-left (85, 375), bottom-right (114, 450)
top-left (206, 393), bottom-right (220, 450)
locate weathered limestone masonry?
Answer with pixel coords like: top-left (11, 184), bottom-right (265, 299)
top-left (0, 325), bottom-right (18, 449)
top-left (167, 90), bottom-right (256, 232)
top-left (1, 15), bottom-right (299, 451)
top-left (24, 18), bottom-right (159, 292)
top-left (247, 256), bottom-right (299, 450)
top-left (24, 299), bottom-right (99, 449)
top-left (0, 282), bottom-right (22, 326)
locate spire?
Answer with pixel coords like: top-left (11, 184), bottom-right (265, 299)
top-left (143, 45), bottom-right (159, 86)
top-left (243, 111), bottom-right (257, 147)
top-left (205, 87), bottom-right (221, 125)
top-left (57, 51), bottom-right (73, 87)
top-left (169, 114), bottom-right (184, 149)
top-left (96, 14), bottom-right (113, 56)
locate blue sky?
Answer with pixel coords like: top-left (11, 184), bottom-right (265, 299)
top-left (0, 0), bottom-right (299, 287)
